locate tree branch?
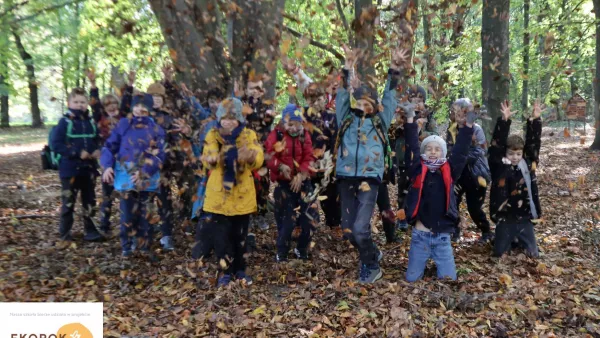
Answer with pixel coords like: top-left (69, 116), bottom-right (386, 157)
top-left (7, 0), bottom-right (85, 25)
top-left (283, 26), bottom-right (344, 61)
top-left (0, 0), bottom-right (29, 19)
top-left (335, 0), bottom-right (352, 44)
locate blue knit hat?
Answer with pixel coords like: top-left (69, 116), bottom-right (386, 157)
top-left (282, 104), bottom-right (303, 122)
top-left (216, 97), bottom-right (245, 123)
top-left (353, 85), bottom-right (379, 112)
top-left (131, 93), bottom-right (154, 111)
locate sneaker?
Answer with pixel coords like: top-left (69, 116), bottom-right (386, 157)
top-left (359, 264), bottom-right (382, 284)
top-left (396, 219), bottom-right (409, 231)
top-left (183, 224), bottom-right (194, 236)
top-left (377, 250), bottom-right (383, 263)
top-left (478, 232), bottom-right (495, 244)
top-left (217, 274), bottom-right (232, 288)
top-left (83, 231), bottom-right (106, 242)
top-left (276, 253), bottom-right (288, 263)
top-left (294, 248), bottom-right (309, 260)
top-left (122, 250), bottom-right (133, 258)
top-left (160, 236), bottom-right (175, 251)
top-left (235, 271), bottom-right (253, 285)
top-left (246, 233), bottom-right (257, 253)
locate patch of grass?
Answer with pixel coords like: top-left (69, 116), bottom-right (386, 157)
top-left (0, 125), bottom-right (55, 146)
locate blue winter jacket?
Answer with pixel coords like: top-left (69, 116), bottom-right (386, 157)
top-left (51, 109), bottom-right (100, 179)
top-left (100, 116), bottom-right (166, 192)
top-left (335, 68), bottom-right (399, 180)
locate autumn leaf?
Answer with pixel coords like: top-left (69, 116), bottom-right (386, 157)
top-left (498, 273), bottom-right (512, 287)
top-left (274, 141), bottom-right (285, 153)
top-left (169, 49), bottom-right (178, 61)
top-left (477, 176), bottom-right (487, 187)
top-left (359, 181), bottom-right (371, 192)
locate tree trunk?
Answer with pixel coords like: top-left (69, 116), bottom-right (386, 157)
top-left (589, 0), bottom-right (600, 149)
top-left (148, 0), bottom-right (230, 97)
top-left (481, 0), bottom-right (509, 137)
top-left (230, 0), bottom-right (285, 99)
top-left (353, 0), bottom-right (376, 84)
top-left (422, 0), bottom-right (437, 99)
top-left (12, 29), bottom-right (43, 128)
top-left (520, 0), bottom-right (530, 113)
top-left (0, 31), bottom-right (9, 128)
top-left (536, 0), bottom-right (551, 101)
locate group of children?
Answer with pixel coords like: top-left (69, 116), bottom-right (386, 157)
top-left (49, 48), bottom-right (544, 286)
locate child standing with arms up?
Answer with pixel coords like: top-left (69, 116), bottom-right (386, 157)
top-left (403, 101), bottom-right (477, 282)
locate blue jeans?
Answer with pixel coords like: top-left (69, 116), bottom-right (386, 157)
top-left (406, 229), bottom-right (456, 282)
top-left (338, 179), bottom-right (380, 266)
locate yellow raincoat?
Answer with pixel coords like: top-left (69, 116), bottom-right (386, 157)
top-left (202, 128), bottom-right (264, 216)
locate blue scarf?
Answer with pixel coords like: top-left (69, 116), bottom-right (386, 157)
top-left (420, 154), bottom-right (447, 172)
top-left (220, 123), bottom-right (246, 191)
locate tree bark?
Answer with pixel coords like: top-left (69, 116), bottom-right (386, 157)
top-left (12, 28), bottom-right (43, 128)
top-left (230, 0), bottom-right (285, 99)
top-left (589, 0), bottom-right (600, 149)
top-left (148, 0), bottom-right (230, 97)
top-left (353, 0), bottom-right (376, 84)
top-left (481, 0), bottom-right (509, 137)
top-left (521, 0), bottom-right (530, 113)
top-left (0, 31), bottom-right (9, 128)
top-left (422, 0), bottom-right (437, 99)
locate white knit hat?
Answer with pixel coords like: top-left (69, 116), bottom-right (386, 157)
top-left (420, 135), bottom-right (447, 158)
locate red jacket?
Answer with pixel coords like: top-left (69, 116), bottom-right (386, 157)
top-left (265, 127), bottom-right (314, 182)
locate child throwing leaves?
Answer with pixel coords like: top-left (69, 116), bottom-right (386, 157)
top-left (489, 100), bottom-right (543, 258)
top-left (100, 99), bottom-right (166, 259)
top-left (403, 100), bottom-right (477, 282)
top-left (334, 45), bottom-right (406, 283)
top-left (265, 104), bottom-right (315, 262)
top-left (52, 88), bottom-right (104, 242)
top-left (202, 98), bottom-right (264, 288)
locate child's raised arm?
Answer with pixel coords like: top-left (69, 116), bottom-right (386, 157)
top-left (525, 99), bottom-right (543, 164)
top-left (336, 45), bottom-right (358, 126)
top-left (488, 101), bottom-right (515, 178)
top-left (381, 49), bottom-right (408, 128)
top-left (120, 71), bottom-right (136, 114)
top-left (448, 112), bottom-right (476, 181)
top-left (401, 102), bottom-right (420, 177)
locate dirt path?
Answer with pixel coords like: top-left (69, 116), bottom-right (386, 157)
top-left (0, 132), bottom-right (599, 337)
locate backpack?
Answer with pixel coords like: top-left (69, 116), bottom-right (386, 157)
top-left (41, 117), bottom-right (97, 170)
top-left (333, 112), bottom-right (395, 182)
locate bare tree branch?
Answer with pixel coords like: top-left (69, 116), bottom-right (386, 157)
top-left (0, 0), bottom-right (29, 19)
top-left (283, 26), bottom-right (344, 61)
top-left (335, 0), bottom-right (352, 44)
top-left (7, 0), bottom-right (84, 25)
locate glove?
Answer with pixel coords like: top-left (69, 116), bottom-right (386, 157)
top-left (398, 102), bottom-right (417, 119)
top-left (466, 110), bottom-right (478, 125)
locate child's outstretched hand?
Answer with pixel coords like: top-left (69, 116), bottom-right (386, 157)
top-left (102, 168), bottom-right (114, 184)
top-left (290, 173), bottom-right (303, 193)
top-left (127, 70), bottom-right (136, 87)
top-left (342, 44), bottom-right (360, 70)
top-left (281, 56), bottom-right (298, 74)
top-left (532, 99), bottom-right (544, 120)
top-left (173, 118), bottom-right (191, 136)
top-left (238, 146), bottom-right (257, 164)
top-left (391, 48), bottom-right (409, 71)
top-left (86, 69), bottom-right (96, 88)
top-left (466, 110), bottom-right (478, 127)
top-left (162, 64), bottom-right (174, 82)
top-left (500, 100), bottom-right (516, 121)
top-left (398, 101), bottom-right (417, 121)
top-left (279, 163), bottom-right (292, 180)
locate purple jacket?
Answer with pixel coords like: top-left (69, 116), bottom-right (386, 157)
top-left (100, 116), bottom-right (166, 178)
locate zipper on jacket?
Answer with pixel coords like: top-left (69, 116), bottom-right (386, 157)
top-left (292, 136), bottom-right (296, 176)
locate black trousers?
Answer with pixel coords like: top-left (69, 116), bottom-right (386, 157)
top-left (493, 220), bottom-right (539, 257)
top-left (312, 177), bottom-right (341, 228)
top-left (455, 173), bottom-right (491, 234)
top-left (210, 214), bottom-right (250, 274)
top-left (59, 174), bottom-right (98, 239)
top-left (274, 181), bottom-right (315, 255)
top-left (192, 213), bottom-right (214, 259)
top-left (99, 181), bottom-right (115, 232)
top-left (377, 183), bottom-right (395, 241)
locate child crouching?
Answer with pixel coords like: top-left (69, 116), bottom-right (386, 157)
top-left (265, 104), bottom-right (316, 262)
top-left (403, 100), bottom-right (477, 282)
top-left (100, 98), bottom-right (166, 259)
top-left (489, 100), bottom-right (543, 258)
top-left (202, 98), bottom-right (264, 287)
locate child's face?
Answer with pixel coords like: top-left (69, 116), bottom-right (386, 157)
top-left (424, 141), bottom-right (443, 160)
top-left (284, 120), bottom-right (303, 135)
top-left (132, 105), bottom-right (149, 117)
top-left (220, 117), bottom-right (239, 131)
top-left (208, 97), bottom-right (221, 114)
top-left (105, 100), bottom-right (119, 116)
top-left (453, 105), bottom-right (466, 125)
top-left (152, 95), bottom-right (164, 109)
top-left (246, 80), bottom-right (264, 99)
top-left (506, 148), bottom-right (523, 165)
top-left (410, 96), bottom-right (423, 105)
top-left (356, 99), bottom-right (374, 114)
top-left (308, 95), bottom-right (327, 111)
top-left (68, 95), bottom-right (88, 111)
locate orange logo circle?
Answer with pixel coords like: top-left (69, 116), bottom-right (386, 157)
top-left (57, 323), bottom-right (93, 338)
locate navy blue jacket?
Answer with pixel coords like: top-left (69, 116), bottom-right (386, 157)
top-left (403, 122), bottom-right (473, 233)
top-left (51, 109), bottom-right (100, 179)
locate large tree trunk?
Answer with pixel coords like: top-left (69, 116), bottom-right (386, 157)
top-left (520, 0), bottom-right (530, 113)
top-left (353, 0), bottom-right (376, 84)
top-left (481, 0), bottom-right (510, 136)
top-left (422, 0), bottom-right (437, 99)
top-left (12, 29), bottom-right (43, 128)
top-left (148, 0), bottom-right (230, 97)
top-left (230, 0), bottom-right (285, 99)
top-left (589, 0), bottom-right (600, 150)
top-left (536, 0), bottom-right (551, 100)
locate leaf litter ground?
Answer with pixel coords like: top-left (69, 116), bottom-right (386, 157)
top-left (0, 128), bottom-right (599, 337)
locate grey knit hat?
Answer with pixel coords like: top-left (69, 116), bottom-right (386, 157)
top-left (216, 97), bottom-right (245, 123)
top-left (420, 135), bottom-right (447, 158)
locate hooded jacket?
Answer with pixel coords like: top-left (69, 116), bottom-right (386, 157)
top-left (265, 126), bottom-right (314, 182)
